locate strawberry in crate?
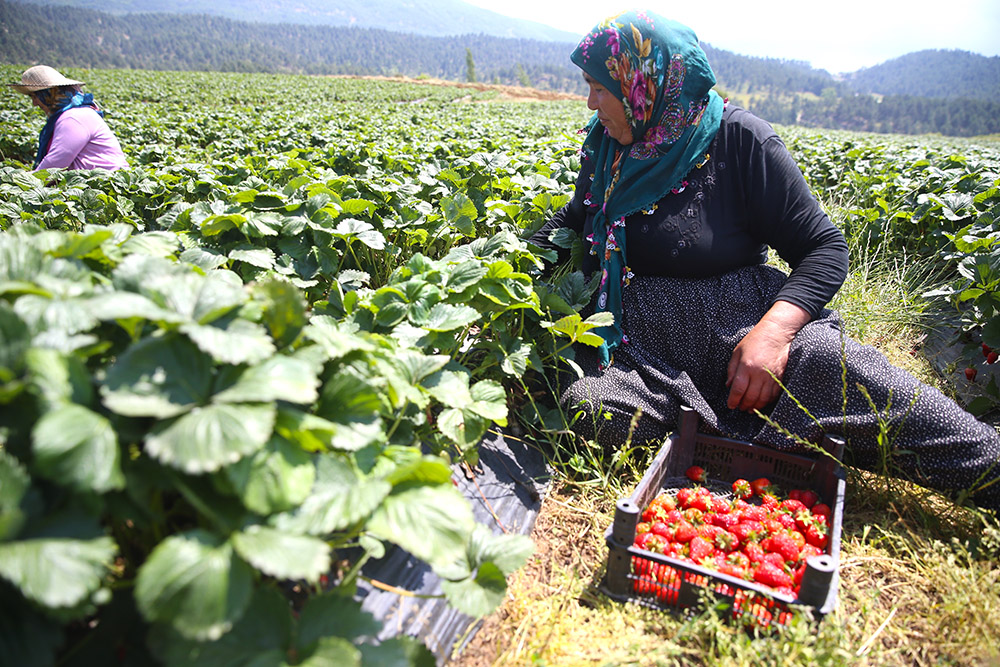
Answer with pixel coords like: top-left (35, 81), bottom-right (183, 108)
top-left (630, 467), bottom-right (833, 599)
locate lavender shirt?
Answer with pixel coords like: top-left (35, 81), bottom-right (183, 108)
top-left (35, 107), bottom-right (128, 171)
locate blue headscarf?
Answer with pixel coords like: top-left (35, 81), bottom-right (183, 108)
top-left (33, 90), bottom-right (102, 168)
top-left (571, 10), bottom-right (723, 368)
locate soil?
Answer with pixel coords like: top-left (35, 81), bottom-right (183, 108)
top-left (329, 74), bottom-right (586, 103)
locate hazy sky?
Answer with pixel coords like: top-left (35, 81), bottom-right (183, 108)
top-left (463, 0), bottom-right (1000, 73)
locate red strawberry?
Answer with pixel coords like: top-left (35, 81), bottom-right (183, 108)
top-left (804, 522), bottom-right (829, 549)
top-left (717, 562), bottom-right (747, 580)
top-left (726, 551), bottom-right (751, 571)
top-left (688, 492), bottom-right (713, 513)
top-left (636, 522), bottom-right (652, 535)
top-left (698, 524), bottom-right (724, 541)
top-left (739, 505), bottom-right (768, 523)
top-left (990, 351), bottom-right (999, 365)
top-left (685, 465), bottom-right (708, 483)
top-left (762, 533), bottom-right (802, 563)
top-left (689, 536), bottom-right (714, 564)
top-left (645, 533), bottom-right (668, 553)
top-left (965, 367), bottom-right (978, 382)
top-left (714, 530), bottom-right (740, 553)
top-left (676, 487), bottom-right (696, 508)
top-left (743, 541), bottom-right (766, 564)
top-left (811, 503), bottom-right (832, 524)
top-left (797, 489), bottom-right (819, 509)
top-left (763, 551), bottom-right (788, 569)
top-left (774, 513), bottom-right (797, 531)
top-left (780, 499), bottom-right (807, 514)
top-left (651, 521), bottom-right (672, 539)
top-left (760, 492), bottom-right (781, 510)
top-left (683, 507), bottom-right (705, 524)
top-left (732, 521), bottom-right (764, 544)
top-left (983, 343), bottom-right (992, 357)
top-left (800, 544), bottom-right (823, 560)
top-left (709, 511), bottom-right (740, 530)
top-left (732, 478), bottom-right (752, 499)
top-left (673, 521), bottom-right (697, 543)
top-left (754, 561), bottom-right (793, 589)
top-left (750, 477), bottom-right (773, 496)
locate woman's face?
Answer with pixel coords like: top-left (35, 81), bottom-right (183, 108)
top-left (29, 91), bottom-right (52, 115)
top-left (584, 73), bottom-right (633, 145)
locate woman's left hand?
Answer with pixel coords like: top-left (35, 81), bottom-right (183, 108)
top-left (726, 300), bottom-right (812, 412)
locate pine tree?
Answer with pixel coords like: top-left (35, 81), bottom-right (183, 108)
top-left (465, 47), bottom-right (476, 83)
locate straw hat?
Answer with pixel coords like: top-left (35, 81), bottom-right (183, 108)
top-left (9, 65), bottom-right (84, 95)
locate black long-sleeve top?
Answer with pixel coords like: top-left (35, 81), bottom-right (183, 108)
top-left (530, 105), bottom-right (849, 318)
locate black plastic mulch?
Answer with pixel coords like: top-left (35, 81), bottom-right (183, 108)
top-left (355, 428), bottom-right (551, 664)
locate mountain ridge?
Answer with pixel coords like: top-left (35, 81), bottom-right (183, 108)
top-left (11, 0), bottom-right (583, 42)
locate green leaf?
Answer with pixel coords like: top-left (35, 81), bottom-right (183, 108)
top-left (231, 525), bottom-right (331, 582)
top-left (14, 295), bottom-right (99, 338)
top-left (465, 524), bottom-right (534, 576)
top-left (382, 455), bottom-right (453, 487)
top-left (439, 561), bottom-right (506, 617)
top-left (147, 586), bottom-right (292, 667)
top-left (340, 198), bottom-right (377, 216)
top-left (273, 457), bottom-right (390, 536)
top-left (358, 638), bottom-right (436, 667)
top-left (304, 317), bottom-right (375, 360)
top-left (367, 485), bottom-right (474, 567)
top-left (299, 637), bottom-right (361, 667)
top-left (251, 280), bottom-right (307, 350)
top-left (334, 218), bottom-right (386, 250)
top-left (229, 246), bottom-right (276, 269)
top-left (443, 260), bottom-right (487, 293)
top-left (224, 434), bottom-right (316, 515)
top-left (421, 302), bottom-right (480, 331)
top-left (0, 304), bottom-right (30, 373)
top-left (157, 271), bottom-right (247, 325)
top-left (146, 403), bottom-right (276, 474)
top-left (469, 379), bottom-right (508, 423)
top-left (441, 193), bottom-right (477, 236)
top-left (101, 334), bottom-right (214, 419)
top-left (0, 533), bottom-right (116, 609)
top-left (214, 355), bottom-right (319, 405)
top-left (25, 347), bottom-right (92, 407)
top-left (0, 450), bottom-right (30, 540)
top-left (181, 319), bottom-right (277, 366)
top-left (32, 403), bottom-right (125, 493)
top-left (296, 593), bottom-right (381, 648)
top-left (86, 291), bottom-right (182, 325)
top-left (121, 231), bottom-right (180, 258)
top-left (317, 368), bottom-right (386, 425)
top-left (134, 530), bottom-right (254, 641)
top-left (424, 369), bottom-right (472, 409)
top-left (180, 246), bottom-right (229, 271)
top-left (0, 587), bottom-right (63, 667)
top-left (436, 407), bottom-right (489, 447)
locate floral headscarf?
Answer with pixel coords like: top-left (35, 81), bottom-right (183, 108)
top-left (572, 10), bottom-right (724, 368)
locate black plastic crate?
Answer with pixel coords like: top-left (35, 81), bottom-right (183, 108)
top-left (601, 406), bottom-right (846, 626)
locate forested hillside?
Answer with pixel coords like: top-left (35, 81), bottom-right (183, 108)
top-left (0, 1), bottom-right (585, 92)
top-left (11, 0), bottom-right (581, 41)
top-left (846, 50), bottom-right (1000, 100)
top-left (3, 0), bottom-right (999, 136)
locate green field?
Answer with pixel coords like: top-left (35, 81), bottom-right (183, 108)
top-left (2, 67), bottom-right (999, 666)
